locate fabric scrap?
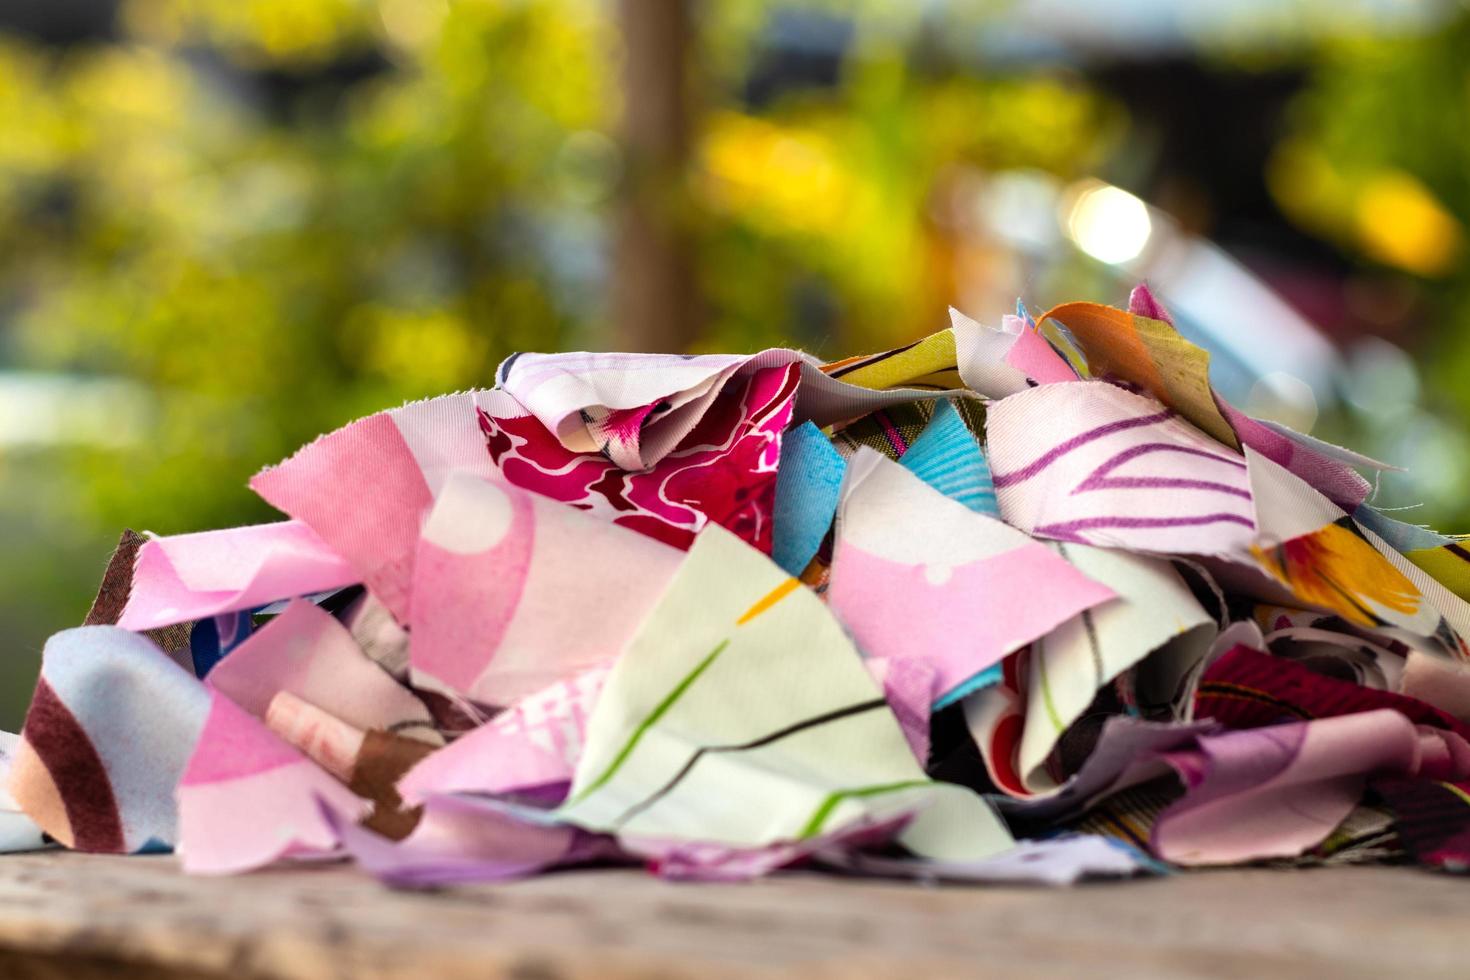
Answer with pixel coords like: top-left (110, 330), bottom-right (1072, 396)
top-left (828, 448), bottom-right (1114, 706)
top-left (206, 599), bottom-right (440, 746)
top-left (1152, 709), bottom-right (1470, 865)
top-left (952, 308), bottom-right (1077, 398)
top-left (328, 793), bottom-right (607, 888)
top-left (175, 692), bottom-right (365, 874)
top-left (117, 521), bottom-right (358, 633)
top-left (397, 664), bottom-right (611, 807)
top-left (770, 420), bottom-right (847, 577)
top-left (986, 381), bottom-right (1256, 554)
top-left (480, 364), bottom-right (799, 553)
top-left (822, 834), bottom-right (1159, 885)
top-left (986, 545), bottom-right (1215, 795)
top-left (408, 471), bottom-right (681, 706)
top-left (10, 627), bottom-right (208, 853)
top-left (1374, 776), bottom-right (1470, 872)
top-left (1035, 301), bottom-right (1240, 449)
top-left (899, 398), bottom-right (998, 515)
top-left (558, 523), bottom-right (1014, 861)
top-left (85, 529), bottom-right (193, 659)
top-left (0, 732), bottom-right (47, 853)
top-left (820, 326), bottom-right (963, 393)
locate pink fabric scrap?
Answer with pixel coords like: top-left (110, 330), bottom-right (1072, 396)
top-left (206, 599), bottom-right (438, 742)
top-left (1218, 400), bottom-right (1373, 512)
top-left (408, 472), bottom-right (681, 706)
top-left (625, 815), bottom-right (910, 882)
top-left (865, 656), bottom-right (937, 765)
top-left (833, 542), bottom-right (1113, 701)
top-left (1152, 709), bottom-right (1470, 865)
top-left (397, 664), bottom-right (611, 807)
top-left (325, 794), bottom-right (612, 887)
top-left (176, 692), bottom-right (365, 875)
top-left (117, 521), bottom-right (358, 631)
top-left (251, 413), bottom-right (434, 623)
top-left (1002, 314), bottom-right (1078, 385)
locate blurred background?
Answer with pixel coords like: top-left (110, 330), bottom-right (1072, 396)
top-left (2, 0), bottom-right (1468, 726)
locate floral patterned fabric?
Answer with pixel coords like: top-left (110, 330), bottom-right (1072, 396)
top-left (479, 363), bottom-right (800, 552)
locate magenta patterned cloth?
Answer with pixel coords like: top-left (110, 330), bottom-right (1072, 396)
top-left (479, 363), bottom-right (801, 552)
top-left (248, 365), bottom-right (802, 632)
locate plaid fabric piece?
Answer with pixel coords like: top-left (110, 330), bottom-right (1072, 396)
top-left (830, 397), bottom-right (985, 462)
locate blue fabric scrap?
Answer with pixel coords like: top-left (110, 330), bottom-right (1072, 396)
top-left (771, 421), bottom-right (847, 578)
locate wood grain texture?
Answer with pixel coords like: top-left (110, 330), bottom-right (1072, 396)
top-left (0, 853), bottom-right (1462, 979)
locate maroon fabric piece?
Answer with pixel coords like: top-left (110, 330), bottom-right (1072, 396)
top-left (350, 730), bottom-right (437, 841)
top-left (1196, 644), bottom-right (1470, 869)
top-left (83, 530), bottom-right (144, 627)
top-left (1196, 645), bottom-right (1470, 740)
top-left (22, 679), bottom-right (125, 853)
top-left (84, 530), bottom-right (192, 653)
top-left (1373, 777), bottom-right (1470, 871)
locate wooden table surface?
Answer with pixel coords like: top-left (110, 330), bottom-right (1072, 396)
top-left (0, 853), bottom-right (1462, 979)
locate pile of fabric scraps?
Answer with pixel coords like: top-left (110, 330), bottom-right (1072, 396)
top-left (11, 283), bottom-right (1470, 887)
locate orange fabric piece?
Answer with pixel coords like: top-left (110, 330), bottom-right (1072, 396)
top-left (1036, 302), bottom-right (1240, 450)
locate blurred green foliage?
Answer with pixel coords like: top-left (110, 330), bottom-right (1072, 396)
top-left (0, 0), bottom-right (617, 722)
top-left (1267, 11), bottom-right (1470, 528)
top-left (1, 0), bottom-right (612, 536)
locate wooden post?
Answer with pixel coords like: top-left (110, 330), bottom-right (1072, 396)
top-left (611, 0), bottom-right (699, 353)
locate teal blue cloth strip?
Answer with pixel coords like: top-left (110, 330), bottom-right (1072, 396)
top-left (772, 422), bottom-right (847, 577)
top-left (900, 399), bottom-right (998, 517)
top-left (933, 662), bottom-right (1002, 710)
top-left (1354, 504), bottom-right (1450, 552)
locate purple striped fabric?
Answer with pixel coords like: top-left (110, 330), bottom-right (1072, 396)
top-left (990, 410), bottom-right (1173, 488)
top-left (985, 382), bottom-right (1255, 555)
